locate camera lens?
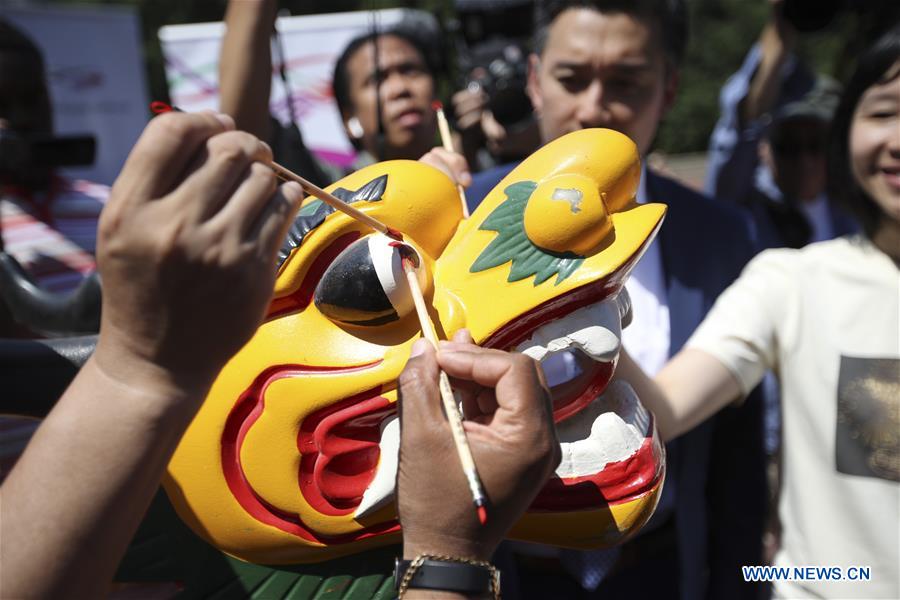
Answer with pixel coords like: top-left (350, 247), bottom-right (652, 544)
top-left (489, 87), bottom-right (533, 128)
top-left (466, 40), bottom-right (532, 128)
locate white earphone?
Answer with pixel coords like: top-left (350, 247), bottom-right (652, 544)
top-left (346, 117), bottom-right (364, 139)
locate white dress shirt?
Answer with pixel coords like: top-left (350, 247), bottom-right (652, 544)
top-left (623, 166), bottom-right (671, 376)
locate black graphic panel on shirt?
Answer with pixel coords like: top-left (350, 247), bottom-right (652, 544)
top-left (835, 355), bottom-right (899, 482)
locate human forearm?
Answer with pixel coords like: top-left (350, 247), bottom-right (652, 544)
top-left (219, 0), bottom-right (278, 140)
top-left (0, 111), bottom-right (302, 599)
top-left (616, 349), bottom-right (743, 442)
top-left (399, 530), bottom-right (503, 599)
top-left (614, 351), bottom-right (680, 441)
top-left (396, 340), bottom-right (558, 600)
top-left (0, 355), bottom-right (207, 598)
top-left (740, 11), bottom-right (795, 124)
top-left (400, 536), bottom-right (493, 599)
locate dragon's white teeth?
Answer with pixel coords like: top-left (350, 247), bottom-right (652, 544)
top-left (354, 416), bottom-right (399, 520)
top-left (354, 381), bottom-right (651, 519)
top-left (555, 381), bottom-right (649, 478)
top-left (516, 293), bottom-right (626, 363)
top-left (355, 290), bottom-right (640, 518)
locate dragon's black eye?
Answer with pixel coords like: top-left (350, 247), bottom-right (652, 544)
top-left (314, 235), bottom-right (423, 326)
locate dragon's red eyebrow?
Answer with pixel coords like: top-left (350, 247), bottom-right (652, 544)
top-left (265, 232), bottom-right (360, 320)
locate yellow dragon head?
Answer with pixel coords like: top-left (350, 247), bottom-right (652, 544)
top-left (163, 128), bottom-right (666, 564)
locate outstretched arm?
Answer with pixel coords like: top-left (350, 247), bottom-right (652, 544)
top-left (0, 112), bottom-right (302, 599)
top-left (219, 0), bottom-right (278, 141)
top-left (616, 348), bottom-right (743, 442)
top-left (704, 0), bottom-right (797, 200)
top-left (740, 0), bottom-right (797, 125)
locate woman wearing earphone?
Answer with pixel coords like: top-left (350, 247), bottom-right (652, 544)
top-left (219, 0), bottom-right (471, 189)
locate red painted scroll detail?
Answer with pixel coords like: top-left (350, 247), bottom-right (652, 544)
top-left (531, 422), bottom-right (664, 511)
top-left (266, 231), bottom-right (361, 319)
top-left (480, 251), bottom-right (640, 354)
top-left (297, 393), bottom-right (394, 514)
top-left (551, 360), bottom-right (615, 423)
top-left (221, 362), bottom-right (401, 544)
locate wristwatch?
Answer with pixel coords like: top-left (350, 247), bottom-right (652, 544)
top-left (394, 556), bottom-right (499, 596)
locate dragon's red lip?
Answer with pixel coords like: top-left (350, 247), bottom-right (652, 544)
top-left (297, 391), bottom-right (394, 515)
top-left (229, 356), bottom-right (634, 542)
top-left (480, 252), bottom-right (637, 423)
top-left (223, 361), bottom-right (657, 542)
top-left (547, 354), bottom-right (615, 422)
top-left (534, 419), bottom-right (664, 510)
top-left (222, 362), bottom-right (401, 543)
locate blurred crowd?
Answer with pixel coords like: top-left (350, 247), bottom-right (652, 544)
top-left (1, 1), bottom-right (898, 599)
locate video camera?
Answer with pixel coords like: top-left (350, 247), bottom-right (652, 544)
top-left (464, 39), bottom-right (532, 128)
top-left (453, 0), bottom-right (534, 130)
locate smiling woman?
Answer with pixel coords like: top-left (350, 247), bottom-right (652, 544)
top-left (619, 23), bottom-right (900, 600)
top-left (847, 61), bottom-right (900, 227)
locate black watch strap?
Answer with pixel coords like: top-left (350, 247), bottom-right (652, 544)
top-left (394, 557), bottom-right (496, 594)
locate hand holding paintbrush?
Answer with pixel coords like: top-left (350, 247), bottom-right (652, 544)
top-left (395, 243), bottom-right (488, 524)
top-left (150, 102), bottom-right (403, 241)
top-left (396, 315), bottom-right (561, 564)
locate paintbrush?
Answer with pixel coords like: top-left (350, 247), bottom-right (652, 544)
top-left (432, 100), bottom-right (470, 219)
top-left (395, 242), bottom-right (488, 525)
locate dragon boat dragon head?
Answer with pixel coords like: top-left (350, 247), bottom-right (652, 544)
top-left (163, 128), bottom-right (667, 564)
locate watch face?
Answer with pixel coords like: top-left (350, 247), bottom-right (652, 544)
top-left (164, 129), bottom-right (666, 564)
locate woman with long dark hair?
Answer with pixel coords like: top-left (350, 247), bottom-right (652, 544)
top-left (621, 23), bottom-right (900, 599)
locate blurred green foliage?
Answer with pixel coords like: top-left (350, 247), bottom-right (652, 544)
top-left (37, 0), bottom-right (883, 154)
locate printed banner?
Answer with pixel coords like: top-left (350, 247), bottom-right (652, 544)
top-left (5, 5), bottom-right (150, 185)
top-left (159, 9), bottom-right (414, 168)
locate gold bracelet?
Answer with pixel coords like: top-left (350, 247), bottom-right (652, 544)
top-left (397, 553), bottom-right (501, 599)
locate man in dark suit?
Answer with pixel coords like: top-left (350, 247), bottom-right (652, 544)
top-left (469, 2), bottom-right (766, 599)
